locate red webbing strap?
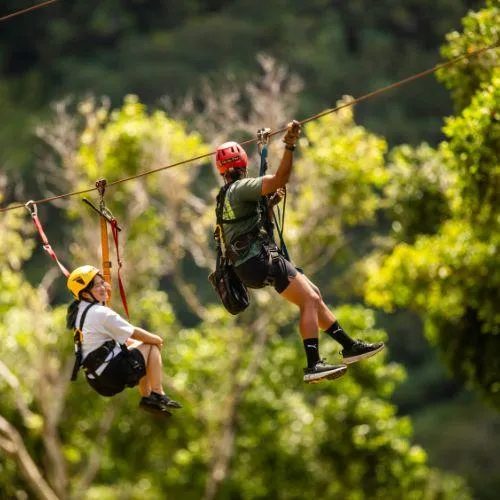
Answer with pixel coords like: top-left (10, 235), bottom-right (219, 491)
top-left (110, 218), bottom-right (130, 320)
top-left (26, 202), bottom-right (70, 277)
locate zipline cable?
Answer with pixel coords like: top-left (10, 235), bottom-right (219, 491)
top-left (0, 0), bottom-right (57, 23)
top-left (256, 40), bottom-right (500, 138)
top-left (0, 39), bottom-right (498, 214)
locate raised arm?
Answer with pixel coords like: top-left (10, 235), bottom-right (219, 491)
top-left (261, 120), bottom-right (301, 196)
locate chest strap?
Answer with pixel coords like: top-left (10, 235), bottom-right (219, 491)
top-left (70, 302), bottom-right (97, 381)
top-left (216, 184), bottom-right (256, 225)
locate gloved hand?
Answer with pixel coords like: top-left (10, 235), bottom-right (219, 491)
top-left (282, 120), bottom-right (301, 148)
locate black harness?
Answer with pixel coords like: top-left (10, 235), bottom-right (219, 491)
top-left (215, 183), bottom-right (281, 286)
top-left (70, 303), bottom-right (117, 381)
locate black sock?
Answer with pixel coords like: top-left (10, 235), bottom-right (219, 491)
top-left (303, 338), bottom-right (320, 368)
top-left (325, 321), bottom-right (355, 349)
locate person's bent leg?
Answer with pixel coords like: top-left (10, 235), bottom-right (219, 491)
top-left (280, 272), bottom-right (321, 340)
top-left (301, 275), bottom-right (384, 363)
top-left (136, 343), bottom-right (152, 396)
top-left (136, 344), bottom-right (182, 411)
top-left (280, 273), bottom-right (346, 383)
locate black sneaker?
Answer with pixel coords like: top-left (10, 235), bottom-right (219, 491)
top-left (149, 392), bottom-right (183, 409)
top-left (303, 360), bottom-right (347, 384)
top-left (139, 392), bottom-right (183, 415)
top-left (139, 396), bottom-right (172, 416)
top-left (341, 341), bottom-right (385, 364)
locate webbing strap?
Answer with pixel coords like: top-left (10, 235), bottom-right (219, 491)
top-left (216, 184), bottom-right (255, 225)
top-left (71, 302), bottom-right (97, 381)
top-left (110, 218), bottom-right (130, 320)
top-left (257, 137), bottom-right (293, 263)
top-left (25, 202), bottom-right (70, 277)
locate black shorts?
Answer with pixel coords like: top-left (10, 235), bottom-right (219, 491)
top-left (235, 246), bottom-right (298, 293)
top-left (86, 348), bottom-right (146, 397)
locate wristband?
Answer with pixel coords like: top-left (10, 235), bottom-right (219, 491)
top-left (285, 144), bottom-right (296, 151)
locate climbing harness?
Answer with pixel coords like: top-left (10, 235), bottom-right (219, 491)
top-left (209, 185), bottom-right (250, 315)
top-left (83, 179), bottom-right (130, 319)
top-left (25, 200), bottom-right (70, 277)
top-left (71, 301), bottom-right (99, 381)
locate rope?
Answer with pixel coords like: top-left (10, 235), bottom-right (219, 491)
top-left (0, 0), bottom-right (57, 22)
top-left (0, 40), bottom-right (498, 214)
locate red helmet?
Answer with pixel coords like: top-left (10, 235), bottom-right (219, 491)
top-left (215, 141), bottom-right (248, 174)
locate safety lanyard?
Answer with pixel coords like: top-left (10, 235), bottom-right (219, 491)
top-left (257, 129), bottom-right (290, 260)
top-left (25, 201), bottom-right (70, 277)
top-left (83, 179), bottom-right (130, 320)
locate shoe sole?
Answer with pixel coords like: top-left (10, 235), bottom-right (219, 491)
top-left (139, 403), bottom-right (172, 417)
top-left (304, 365), bottom-right (347, 384)
top-left (164, 402), bottom-right (183, 409)
top-left (343, 344), bottom-right (385, 365)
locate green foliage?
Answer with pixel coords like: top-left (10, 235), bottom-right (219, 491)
top-left (438, 0), bottom-right (500, 111)
top-left (285, 101), bottom-right (388, 274)
top-left (69, 94), bottom-right (211, 300)
top-left (441, 67), bottom-right (500, 224)
top-left (364, 2), bottom-right (500, 409)
top-left (384, 143), bottom-right (453, 242)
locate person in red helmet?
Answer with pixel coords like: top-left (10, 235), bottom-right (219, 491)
top-left (214, 121), bottom-right (384, 384)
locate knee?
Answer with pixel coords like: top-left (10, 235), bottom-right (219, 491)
top-left (304, 289), bottom-right (322, 309)
top-left (139, 344), bottom-right (152, 362)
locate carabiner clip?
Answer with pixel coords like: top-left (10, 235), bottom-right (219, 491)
top-left (257, 127), bottom-right (271, 154)
top-left (25, 200), bottom-right (37, 217)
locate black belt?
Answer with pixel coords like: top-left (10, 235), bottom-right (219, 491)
top-left (227, 226), bottom-right (267, 262)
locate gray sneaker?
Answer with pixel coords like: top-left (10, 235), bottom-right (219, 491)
top-left (303, 360), bottom-right (347, 384)
top-left (342, 341), bottom-right (385, 364)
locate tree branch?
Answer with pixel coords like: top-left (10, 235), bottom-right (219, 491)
top-left (0, 415), bottom-right (59, 500)
top-left (202, 311), bottom-right (272, 500)
top-left (72, 402), bottom-right (119, 499)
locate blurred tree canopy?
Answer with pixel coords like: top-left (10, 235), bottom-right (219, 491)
top-left (364, 0), bottom-right (500, 407)
top-left (0, 0), bottom-right (483, 194)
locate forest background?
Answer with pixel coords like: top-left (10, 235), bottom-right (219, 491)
top-left (0, 1), bottom-right (499, 499)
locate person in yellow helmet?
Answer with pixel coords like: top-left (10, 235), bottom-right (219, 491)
top-left (66, 265), bottom-right (181, 416)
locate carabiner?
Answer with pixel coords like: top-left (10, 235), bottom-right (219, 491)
top-left (24, 200), bottom-right (37, 217)
top-left (257, 127), bottom-right (271, 154)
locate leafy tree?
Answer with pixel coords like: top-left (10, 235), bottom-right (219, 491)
top-left (364, 1), bottom-right (500, 407)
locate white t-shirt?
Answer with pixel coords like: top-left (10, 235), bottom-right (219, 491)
top-left (76, 301), bottom-right (135, 376)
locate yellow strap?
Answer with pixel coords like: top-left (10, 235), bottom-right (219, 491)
top-left (100, 215), bottom-right (112, 305)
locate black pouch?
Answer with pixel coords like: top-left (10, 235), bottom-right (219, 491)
top-left (210, 185), bottom-right (251, 315)
top-left (209, 253), bottom-right (249, 315)
top-left (83, 340), bottom-right (116, 373)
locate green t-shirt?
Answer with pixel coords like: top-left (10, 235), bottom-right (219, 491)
top-left (220, 177), bottom-right (264, 265)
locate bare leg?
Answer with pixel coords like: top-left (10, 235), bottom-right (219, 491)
top-left (302, 275), bottom-right (337, 330)
top-left (136, 344), bottom-right (164, 396)
top-left (280, 273), bottom-right (322, 339)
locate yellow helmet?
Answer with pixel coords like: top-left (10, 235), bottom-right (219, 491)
top-left (67, 265), bottom-right (100, 299)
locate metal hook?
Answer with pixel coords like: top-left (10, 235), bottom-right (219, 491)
top-left (96, 178), bottom-right (107, 209)
top-left (257, 127), bottom-right (271, 154)
top-left (25, 200), bottom-right (37, 217)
